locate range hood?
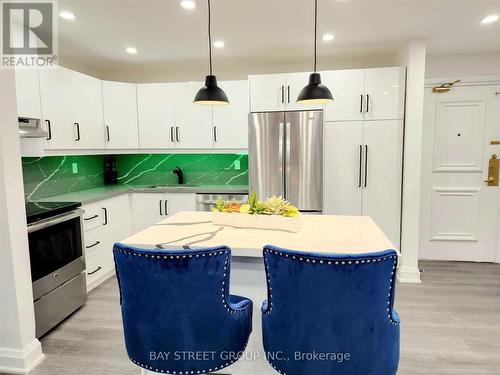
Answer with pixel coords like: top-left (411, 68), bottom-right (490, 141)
top-left (19, 117), bottom-right (48, 138)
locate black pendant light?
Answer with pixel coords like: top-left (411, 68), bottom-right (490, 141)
top-left (194, 0), bottom-right (229, 106)
top-left (296, 0), bottom-right (334, 105)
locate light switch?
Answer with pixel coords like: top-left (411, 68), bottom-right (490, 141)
top-left (234, 160), bottom-right (241, 170)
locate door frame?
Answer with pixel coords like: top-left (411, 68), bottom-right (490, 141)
top-left (423, 75), bottom-right (500, 263)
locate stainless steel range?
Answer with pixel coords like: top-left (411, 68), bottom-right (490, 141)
top-left (26, 201), bottom-right (87, 337)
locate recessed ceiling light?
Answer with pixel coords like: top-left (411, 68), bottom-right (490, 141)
top-left (481, 14), bottom-right (499, 24)
top-left (213, 40), bottom-right (225, 48)
top-left (59, 11), bottom-right (76, 20)
top-left (180, 0), bottom-right (196, 10)
top-left (125, 47), bottom-right (138, 54)
top-left (322, 33), bottom-right (335, 42)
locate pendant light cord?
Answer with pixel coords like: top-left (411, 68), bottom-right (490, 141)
top-left (208, 0), bottom-right (213, 75)
top-left (314, 0), bottom-right (317, 73)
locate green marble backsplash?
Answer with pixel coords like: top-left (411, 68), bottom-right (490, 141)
top-left (22, 154), bottom-right (248, 199)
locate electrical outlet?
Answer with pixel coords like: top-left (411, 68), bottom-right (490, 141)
top-left (72, 163), bottom-right (78, 174)
top-left (234, 160), bottom-right (241, 170)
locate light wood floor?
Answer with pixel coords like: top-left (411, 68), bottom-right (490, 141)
top-left (19, 261), bottom-right (500, 375)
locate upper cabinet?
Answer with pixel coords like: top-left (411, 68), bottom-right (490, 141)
top-left (249, 72), bottom-right (323, 112)
top-left (137, 83), bottom-right (176, 149)
top-left (212, 80), bottom-right (249, 149)
top-left (173, 82), bottom-right (213, 149)
top-left (70, 71), bottom-right (105, 149)
top-left (323, 67), bottom-right (404, 122)
top-left (39, 66), bottom-right (75, 150)
top-left (102, 81), bottom-right (139, 149)
top-left (15, 69), bottom-right (42, 119)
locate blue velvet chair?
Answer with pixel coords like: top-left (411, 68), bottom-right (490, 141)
top-left (262, 245), bottom-right (400, 375)
top-left (113, 243), bottom-right (253, 374)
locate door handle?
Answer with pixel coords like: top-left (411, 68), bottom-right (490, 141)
top-left (364, 145), bottom-right (368, 187)
top-left (84, 214), bottom-right (99, 221)
top-left (164, 200), bottom-right (169, 216)
top-left (278, 122), bottom-right (285, 196)
top-left (213, 126), bottom-right (218, 142)
top-left (175, 126), bottom-right (180, 142)
top-left (105, 126), bottom-right (110, 142)
top-left (365, 94), bottom-right (370, 113)
top-left (159, 200), bottom-right (163, 216)
top-left (170, 126), bottom-right (174, 143)
top-left (358, 145), bottom-right (363, 187)
top-left (485, 154), bottom-right (499, 186)
top-left (285, 122), bottom-right (291, 198)
top-left (45, 120), bottom-right (52, 140)
top-left (87, 266), bottom-right (102, 275)
top-left (85, 241), bottom-right (100, 249)
top-left (360, 95), bottom-right (364, 113)
top-left (102, 207), bottom-right (108, 225)
top-left (281, 85), bottom-right (285, 104)
top-left (287, 85), bottom-right (291, 104)
top-left (74, 123), bottom-right (80, 141)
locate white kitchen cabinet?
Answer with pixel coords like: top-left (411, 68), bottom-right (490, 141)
top-left (70, 71), bottom-right (105, 149)
top-left (212, 80), bottom-right (249, 149)
top-left (173, 82), bottom-right (213, 149)
top-left (249, 73), bottom-right (286, 112)
top-left (131, 192), bottom-right (196, 233)
top-left (83, 194), bottom-right (131, 291)
top-left (323, 69), bottom-right (365, 122)
top-left (137, 83), bottom-right (176, 149)
top-left (15, 69), bottom-right (42, 119)
top-left (39, 66), bottom-right (75, 149)
top-left (364, 67), bottom-right (404, 121)
top-left (323, 120), bottom-right (403, 247)
top-left (102, 81), bottom-right (139, 149)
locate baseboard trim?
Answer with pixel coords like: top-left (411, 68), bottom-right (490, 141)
top-left (0, 339), bottom-right (44, 374)
top-left (397, 266), bottom-right (422, 283)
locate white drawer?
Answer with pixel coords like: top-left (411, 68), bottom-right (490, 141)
top-left (82, 203), bottom-right (103, 231)
top-left (83, 227), bottom-right (103, 258)
top-left (86, 248), bottom-right (114, 291)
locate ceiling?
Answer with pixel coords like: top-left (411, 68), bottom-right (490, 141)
top-left (57, 0), bottom-right (500, 81)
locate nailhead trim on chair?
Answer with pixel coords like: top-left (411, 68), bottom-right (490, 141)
top-left (115, 247), bottom-right (252, 374)
top-left (262, 249), bottom-right (400, 325)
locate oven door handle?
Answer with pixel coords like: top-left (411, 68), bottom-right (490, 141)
top-left (27, 209), bottom-right (84, 233)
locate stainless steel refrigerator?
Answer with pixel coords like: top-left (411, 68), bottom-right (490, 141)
top-left (248, 110), bottom-right (323, 213)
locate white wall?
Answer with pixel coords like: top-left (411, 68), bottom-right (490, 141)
top-left (426, 53), bottom-right (500, 78)
top-left (0, 70), bottom-right (44, 374)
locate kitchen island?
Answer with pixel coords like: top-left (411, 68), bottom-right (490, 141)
top-left (122, 211), bottom-right (398, 374)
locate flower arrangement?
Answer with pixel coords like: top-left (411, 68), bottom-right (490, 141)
top-left (213, 192), bottom-right (300, 218)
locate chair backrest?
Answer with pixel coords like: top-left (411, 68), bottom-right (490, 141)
top-left (113, 243), bottom-right (237, 373)
top-left (262, 244), bottom-right (400, 375)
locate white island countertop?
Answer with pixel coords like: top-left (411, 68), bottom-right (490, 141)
top-left (123, 211), bottom-right (398, 257)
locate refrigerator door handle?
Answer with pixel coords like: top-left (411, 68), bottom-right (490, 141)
top-left (364, 145), bottom-right (368, 187)
top-left (279, 122), bottom-right (285, 197)
top-left (285, 122), bottom-right (291, 198)
top-left (358, 145), bottom-right (363, 187)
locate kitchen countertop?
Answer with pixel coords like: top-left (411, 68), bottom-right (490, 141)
top-left (123, 211), bottom-right (398, 257)
top-left (32, 184), bottom-right (249, 204)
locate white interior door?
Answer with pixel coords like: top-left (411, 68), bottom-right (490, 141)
top-left (362, 120), bottom-right (403, 248)
top-left (420, 85), bottom-right (500, 262)
top-left (137, 83), bottom-right (176, 149)
top-left (323, 121), bottom-right (363, 215)
top-left (212, 80), bottom-right (249, 149)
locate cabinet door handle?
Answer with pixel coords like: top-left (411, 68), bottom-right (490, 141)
top-left (358, 145), bottom-right (363, 187)
top-left (86, 241), bottom-right (101, 249)
top-left (170, 126), bottom-right (174, 143)
top-left (164, 200), bottom-right (169, 216)
top-left (365, 94), bottom-right (370, 113)
top-left (74, 122), bottom-right (81, 141)
top-left (175, 126), bottom-right (180, 142)
top-left (87, 266), bottom-right (102, 275)
top-left (45, 120), bottom-right (52, 140)
top-left (281, 85), bottom-right (285, 104)
top-left (84, 214), bottom-right (99, 221)
top-left (106, 126), bottom-right (110, 142)
top-left (360, 95), bottom-right (364, 113)
top-left (287, 85), bottom-right (291, 104)
top-left (159, 200), bottom-right (163, 216)
top-left (102, 207), bottom-right (108, 225)
top-left (364, 145), bottom-right (368, 187)
top-left (213, 126), bottom-right (218, 142)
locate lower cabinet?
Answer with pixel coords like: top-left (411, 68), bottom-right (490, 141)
top-left (82, 194), bottom-right (131, 291)
top-left (131, 192), bottom-right (196, 233)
